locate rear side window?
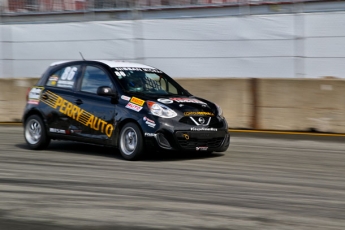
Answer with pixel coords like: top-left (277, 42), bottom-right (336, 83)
top-left (80, 66), bottom-right (114, 94)
top-left (46, 65), bottom-right (80, 89)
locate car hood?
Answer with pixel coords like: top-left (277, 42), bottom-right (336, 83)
top-left (124, 93), bottom-right (218, 116)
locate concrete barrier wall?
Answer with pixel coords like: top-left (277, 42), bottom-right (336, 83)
top-left (176, 79), bottom-right (253, 129)
top-left (1, 78), bottom-right (345, 134)
top-left (0, 78), bottom-right (38, 122)
top-left (258, 79), bottom-right (345, 133)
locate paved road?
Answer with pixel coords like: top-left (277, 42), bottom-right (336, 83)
top-left (0, 126), bottom-right (345, 230)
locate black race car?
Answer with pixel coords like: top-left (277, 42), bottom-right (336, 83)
top-left (23, 60), bottom-right (230, 160)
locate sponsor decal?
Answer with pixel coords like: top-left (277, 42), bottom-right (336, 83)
top-left (157, 98), bottom-right (173, 104)
top-left (170, 98), bottom-right (206, 104)
top-left (130, 97), bottom-right (145, 106)
top-left (114, 67), bottom-right (163, 73)
top-left (184, 111), bottom-right (214, 116)
top-left (28, 87), bottom-right (44, 105)
top-left (28, 100), bottom-right (40, 105)
top-left (143, 116), bottom-right (156, 128)
top-left (191, 127), bottom-right (217, 131)
top-left (47, 75), bottom-right (58, 86)
top-left (41, 91), bottom-right (114, 138)
top-left (121, 95), bottom-right (131, 101)
top-left (49, 128), bottom-right (66, 134)
top-left (125, 102), bottom-right (143, 112)
top-left (49, 76), bottom-right (59, 81)
top-left (196, 146), bottom-right (208, 151)
top-left (70, 129), bottom-right (82, 134)
top-left (145, 133), bottom-right (157, 137)
top-left (57, 80), bottom-right (74, 88)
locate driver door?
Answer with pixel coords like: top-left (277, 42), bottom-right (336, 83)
top-left (73, 65), bottom-right (117, 144)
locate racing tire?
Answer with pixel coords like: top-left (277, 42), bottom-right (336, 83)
top-left (119, 122), bottom-right (144, 161)
top-left (24, 115), bottom-right (51, 150)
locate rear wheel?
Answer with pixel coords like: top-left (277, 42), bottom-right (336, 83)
top-left (119, 122), bottom-right (144, 160)
top-left (24, 115), bottom-right (50, 150)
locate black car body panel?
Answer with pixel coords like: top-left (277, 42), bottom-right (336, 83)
top-left (23, 60), bottom-right (230, 157)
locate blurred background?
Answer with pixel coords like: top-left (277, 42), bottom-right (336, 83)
top-left (2, 0), bottom-right (345, 79)
top-left (0, 0), bottom-right (345, 132)
top-left (1, 3), bottom-right (345, 230)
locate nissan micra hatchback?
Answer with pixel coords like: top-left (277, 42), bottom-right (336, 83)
top-left (23, 60), bottom-right (230, 160)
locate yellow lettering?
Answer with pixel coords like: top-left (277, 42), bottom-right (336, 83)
top-left (71, 105), bottom-right (79, 120)
top-left (105, 124), bottom-right (114, 137)
top-left (93, 117), bottom-right (100, 131)
top-left (59, 100), bottom-right (68, 114)
top-left (86, 115), bottom-right (94, 128)
top-left (54, 97), bottom-right (63, 109)
top-left (99, 120), bottom-right (107, 133)
top-left (65, 102), bottom-right (73, 117)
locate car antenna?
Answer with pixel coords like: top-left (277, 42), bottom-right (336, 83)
top-left (79, 52), bottom-right (86, 61)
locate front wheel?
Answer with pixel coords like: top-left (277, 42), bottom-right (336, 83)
top-left (119, 122), bottom-right (144, 160)
top-left (24, 115), bottom-right (50, 150)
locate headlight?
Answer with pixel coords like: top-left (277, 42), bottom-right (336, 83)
top-left (147, 101), bottom-right (177, 118)
top-left (216, 104), bottom-right (223, 117)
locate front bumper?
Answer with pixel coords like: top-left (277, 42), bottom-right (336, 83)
top-left (145, 129), bottom-right (230, 152)
top-left (140, 115), bottom-right (230, 152)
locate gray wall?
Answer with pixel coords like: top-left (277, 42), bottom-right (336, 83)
top-left (1, 12), bottom-right (345, 78)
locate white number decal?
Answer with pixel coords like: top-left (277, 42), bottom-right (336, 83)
top-left (61, 67), bottom-right (77, 81)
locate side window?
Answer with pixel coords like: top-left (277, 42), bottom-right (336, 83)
top-left (46, 65), bottom-right (79, 89)
top-left (81, 66), bottom-right (114, 94)
top-left (168, 82), bottom-right (178, 94)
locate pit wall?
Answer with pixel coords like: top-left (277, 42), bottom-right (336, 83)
top-left (2, 78), bottom-right (345, 133)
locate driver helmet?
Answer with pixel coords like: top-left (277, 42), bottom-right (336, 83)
top-left (124, 71), bottom-right (146, 92)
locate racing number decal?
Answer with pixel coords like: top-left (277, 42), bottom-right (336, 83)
top-left (57, 66), bottom-right (78, 88)
top-left (41, 91), bottom-right (114, 137)
top-left (61, 66), bottom-right (77, 80)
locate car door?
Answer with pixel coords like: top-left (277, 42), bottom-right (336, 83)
top-left (73, 64), bottom-right (117, 144)
top-left (40, 64), bottom-right (81, 136)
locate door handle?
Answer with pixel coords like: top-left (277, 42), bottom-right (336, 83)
top-left (75, 99), bottom-right (83, 105)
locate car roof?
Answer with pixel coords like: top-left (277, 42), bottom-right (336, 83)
top-left (49, 60), bottom-right (156, 69)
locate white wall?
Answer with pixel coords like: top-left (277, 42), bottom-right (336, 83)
top-left (1, 12), bottom-right (345, 78)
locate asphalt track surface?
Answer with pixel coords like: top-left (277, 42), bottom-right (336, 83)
top-left (0, 125), bottom-right (345, 230)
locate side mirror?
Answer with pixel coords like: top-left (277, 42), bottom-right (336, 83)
top-left (97, 86), bottom-right (116, 97)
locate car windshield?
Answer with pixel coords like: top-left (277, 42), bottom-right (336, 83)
top-left (112, 67), bottom-right (187, 96)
